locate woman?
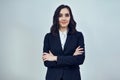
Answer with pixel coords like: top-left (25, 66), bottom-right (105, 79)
top-left (42, 4), bottom-right (85, 80)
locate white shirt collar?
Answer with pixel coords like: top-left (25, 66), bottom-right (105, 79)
top-left (59, 29), bottom-right (68, 50)
top-left (59, 29), bottom-right (68, 36)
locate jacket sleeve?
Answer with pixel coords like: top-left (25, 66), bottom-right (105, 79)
top-left (43, 33), bottom-right (57, 67)
top-left (57, 32), bottom-right (85, 66)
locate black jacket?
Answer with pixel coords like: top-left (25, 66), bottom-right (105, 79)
top-left (43, 31), bottom-right (85, 80)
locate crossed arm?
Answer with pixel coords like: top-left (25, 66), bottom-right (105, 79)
top-left (42, 46), bottom-right (85, 67)
top-left (42, 33), bottom-right (85, 67)
top-left (42, 46), bottom-right (84, 61)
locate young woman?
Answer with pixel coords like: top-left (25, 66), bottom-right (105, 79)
top-left (42, 4), bottom-right (85, 80)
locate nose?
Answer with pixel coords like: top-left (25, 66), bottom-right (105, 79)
top-left (61, 16), bottom-right (66, 20)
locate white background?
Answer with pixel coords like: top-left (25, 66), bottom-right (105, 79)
top-left (0, 0), bottom-right (120, 80)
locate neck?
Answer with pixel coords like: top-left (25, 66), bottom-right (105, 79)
top-left (59, 27), bottom-right (68, 32)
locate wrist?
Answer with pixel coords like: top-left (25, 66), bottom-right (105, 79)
top-left (54, 56), bottom-right (57, 61)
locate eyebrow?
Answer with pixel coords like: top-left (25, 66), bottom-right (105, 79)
top-left (60, 12), bottom-right (69, 14)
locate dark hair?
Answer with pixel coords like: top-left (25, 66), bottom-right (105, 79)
top-left (50, 4), bottom-right (77, 36)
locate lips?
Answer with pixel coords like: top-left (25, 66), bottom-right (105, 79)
top-left (61, 22), bottom-right (67, 24)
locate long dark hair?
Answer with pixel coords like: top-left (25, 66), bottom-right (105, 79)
top-left (50, 4), bottom-right (77, 36)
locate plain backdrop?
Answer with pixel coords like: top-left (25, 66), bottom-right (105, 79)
top-left (0, 0), bottom-right (120, 80)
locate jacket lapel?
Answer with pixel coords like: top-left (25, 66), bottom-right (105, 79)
top-left (63, 34), bottom-right (72, 52)
top-left (56, 32), bottom-right (63, 52)
top-left (55, 31), bottom-right (72, 52)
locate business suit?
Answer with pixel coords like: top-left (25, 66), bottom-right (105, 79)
top-left (43, 31), bottom-right (85, 80)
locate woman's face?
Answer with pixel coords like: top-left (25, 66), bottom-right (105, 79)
top-left (59, 8), bottom-right (70, 28)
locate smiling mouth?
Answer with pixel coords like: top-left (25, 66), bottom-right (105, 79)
top-left (61, 22), bottom-right (67, 24)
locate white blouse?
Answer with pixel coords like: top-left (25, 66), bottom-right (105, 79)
top-left (59, 30), bottom-right (67, 50)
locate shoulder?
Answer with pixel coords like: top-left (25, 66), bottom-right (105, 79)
top-left (44, 32), bottom-right (52, 39)
top-left (75, 31), bottom-right (84, 37)
top-left (75, 31), bottom-right (85, 42)
top-left (45, 33), bottom-right (51, 36)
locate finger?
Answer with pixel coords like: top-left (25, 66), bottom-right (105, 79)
top-left (73, 53), bottom-right (80, 56)
top-left (77, 48), bottom-right (84, 51)
top-left (76, 51), bottom-right (84, 54)
top-left (42, 55), bottom-right (48, 60)
top-left (42, 56), bottom-right (45, 61)
top-left (43, 52), bottom-right (49, 54)
top-left (79, 50), bottom-right (84, 52)
top-left (42, 55), bottom-right (45, 60)
top-left (49, 50), bottom-right (52, 54)
top-left (77, 46), bottom-right (80, 49)
top-left (76, 47), bottom-right (83, 50)
top-left (77, 51), bottom-right (84, 53)
top-left (74, 52), bottom-right (83, 56)
top-left (42, 56), bottom-right (48, 61)
top-left (43, 53), bottom-right (48, 55)
top-left (79, 51), bottom-right (84, 54)
top-left (42, 57), bottom-right (44, 60)
top-left (73, 54), bottom-right (77, 56)
top-left (43, 58), bottom-right (47, 61)
top-left (49, 50), bottom-right (54, 56)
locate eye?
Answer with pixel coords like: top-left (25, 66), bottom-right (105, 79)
top-left (65, 13), bottom-right (70, 17)
top-left (59, 13), bottom-right (63, 17)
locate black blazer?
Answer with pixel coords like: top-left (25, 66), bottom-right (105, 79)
top-left (43, 31), bottom-right (85, 80)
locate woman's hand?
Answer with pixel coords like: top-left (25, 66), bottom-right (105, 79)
top-left (73, 46), bottom-right (84, 56)
top-left (42, 51), bottom-right (57, 61)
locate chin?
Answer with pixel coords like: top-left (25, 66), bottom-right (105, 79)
top-left (61, 26), bottom-right (67, 28)
top-left (60, 25), bottom-right (68, 28)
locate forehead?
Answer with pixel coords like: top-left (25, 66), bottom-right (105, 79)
top-left (60, 8), bottom-right (70, 14)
